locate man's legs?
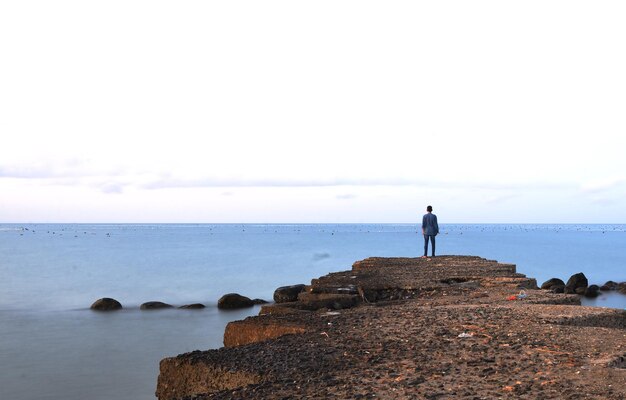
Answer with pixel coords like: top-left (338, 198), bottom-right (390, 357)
top-left (423, 234), bottom-right (429, 257)
top-left (431, 235), bottom-right (436, 257)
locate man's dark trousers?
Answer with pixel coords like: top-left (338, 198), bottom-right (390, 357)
top-left (424, 235), bottom-right (435, 257)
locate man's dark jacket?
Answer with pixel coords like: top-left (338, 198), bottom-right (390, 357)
top-left (422, 213), bottom-right (439, 236)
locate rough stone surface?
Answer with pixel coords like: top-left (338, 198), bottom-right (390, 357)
top-left (565, 272), bottom-right (588, 294)
top-left (217, 293), bottom-right (254, 310)
top-left (90, 297), bottom-right (122, 311)
top-left (295, 292), bottom-right (360, 310)
top-left (223, 318), bottom-right (306, 347)
top-left (141, 301), bottom-right (174, 310)
top-left (158, 356), bottom-right (260, 400)
top-left (273, 284), bottom-right (306, 303)
top-left (541, 278), bottom-right (565, 290)
top-left (156, 256), bottom-right (626, 400)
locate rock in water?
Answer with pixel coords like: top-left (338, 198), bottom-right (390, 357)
top-left (600, 281), bottom-right (619, 291)
top-left (565, 272), bottom-right (588, 294)
top-left (179, 303), bottom-right (206, 309)
top-left (252, 299), bottom-right (269, 305)
top-left (584, 285), bottom-right (600, 298)
top-left (218, 293), bottom-right (254, 309)
top-left (140, 301), bottom-right (174, 310)
top-left (90, 298), bottom-right (122, 311)
top-left (575, 287), bottom-right (587, 295)
top-left (273, 284), bottom-right (306, 303)
top-left (540, 278), bottom-right (565, 291)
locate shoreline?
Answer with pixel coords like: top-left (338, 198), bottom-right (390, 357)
top-left (156, 255), bottom-right (626, 399)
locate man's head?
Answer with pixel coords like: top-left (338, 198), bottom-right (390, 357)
top-left (427, 205), bottom-right (433, 212)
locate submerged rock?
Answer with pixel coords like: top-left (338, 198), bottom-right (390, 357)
top-left (90, 297), bottom-right (122, 311)
top-left (218, 293), bottom-right (254, 309)
top-left (565, 272), bottom-right (588, 294)
top-left (273, 284), bottom-right (306, 303)
top-left (141, 301), bottom-right (174, 310)
top-left (541, 278), bottom-right (565, 291)
top-left (252, 299), bottom-right (269, 305)
top-left (600, 281), bottom-right (620, 291)
top-left (179, 303), bottom-right (206, 309)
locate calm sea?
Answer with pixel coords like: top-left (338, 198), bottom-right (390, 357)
top-left (1, 223), bottom-right (625, 400)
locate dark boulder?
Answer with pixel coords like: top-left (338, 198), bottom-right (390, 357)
top-left (619, 283), bottom-right (626, 295)
top-left (584, 285), bottom-right (600, 298)
top-left (252, 299), bottom-right (269, 305)
top-left (179, 303), bottom-right (206, 309)
top-left (565, 273), bottom-right (588, 294)
top-left (551, 286), bottom-right (565, 294)
top-left (90, 297), bottom-right (122, 311)
top-left (274, 284), bottom-right (306, 303)
top-left (600, 281), bottom-right (619, 291)
top-left (140, 301), bottom-right (173, 310)
top-left (540, 278), bottom-right (565, 290)
top-left (218, 293), bottom-right (254, 309)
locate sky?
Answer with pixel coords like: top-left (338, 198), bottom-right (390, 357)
top-left (1, 1), bottom-right (625, 223)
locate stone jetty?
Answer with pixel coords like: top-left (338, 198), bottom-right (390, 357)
top-left (156, 256), bottom-right (626, 399)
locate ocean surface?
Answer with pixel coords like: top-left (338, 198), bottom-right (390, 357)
top-left (1, 223), bottom-right (625, 400)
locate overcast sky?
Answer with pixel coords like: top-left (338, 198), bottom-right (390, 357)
top-left (1, 1), bottom-right (625, 223)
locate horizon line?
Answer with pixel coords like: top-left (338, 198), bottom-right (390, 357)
top-left (1, 222), bottom-right (625, 225)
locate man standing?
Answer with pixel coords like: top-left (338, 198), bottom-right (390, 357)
top-left (422, 205), bottom-right (439, 258)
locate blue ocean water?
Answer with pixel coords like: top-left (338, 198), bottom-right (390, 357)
top-left (1, 223), bottom-right (625, 400)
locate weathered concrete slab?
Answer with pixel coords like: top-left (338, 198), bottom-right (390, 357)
top-left (223, 317), bottom-right (307, 348)
top-left (156, 256), bottom-right (626, 400)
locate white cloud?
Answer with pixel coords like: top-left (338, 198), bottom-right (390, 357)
top-left (484, 194), bottom-right (519, 205)
top-left (98, 182), bottom-right (125, 194)
top-left (0, 159), bottom-right (92, 179)
top-left (0, 159), bottom-right (575, 195)
top-left (588, 197), bottom-right (619, 206)
top-left (580, 177), bottom-right (624, 194)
